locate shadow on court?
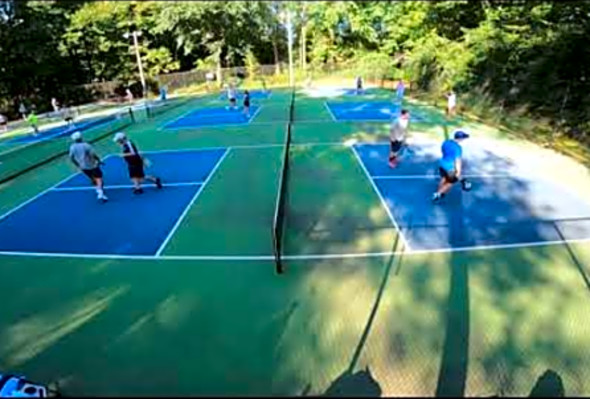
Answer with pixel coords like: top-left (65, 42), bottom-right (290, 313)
top-left (1, 92), bottom-right (590, 396)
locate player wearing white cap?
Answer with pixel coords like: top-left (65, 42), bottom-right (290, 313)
top-left (113, 132), bottom-right (162, 194)
top-left (68, 131), bottom-right (108, 203)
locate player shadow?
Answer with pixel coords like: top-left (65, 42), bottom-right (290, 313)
top-left (482, 369), bottom-right (566, 397)
top-left (528, 369), bottom-right (565, 397)
top-left (322, 367), bottom-right (382, 397)
top-left (435, 188), bottom-right (470, 397)
top-left (296, 228), bottom-right (400, 397)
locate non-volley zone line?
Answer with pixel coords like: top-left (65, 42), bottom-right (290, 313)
top-left (372, 173), bottom-right (516, 180)
top-left (52, 181), bottom-right (202, 192)
top-left (2, 236), bottom-right (590, 262)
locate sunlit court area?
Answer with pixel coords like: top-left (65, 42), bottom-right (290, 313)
top-left (2, 0), bottom-right (590, 397)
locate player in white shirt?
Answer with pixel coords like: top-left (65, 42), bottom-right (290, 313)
top-left (446, 90), bottom-right (456, 117)
top-left (388, 109), bottom-right (411, 168)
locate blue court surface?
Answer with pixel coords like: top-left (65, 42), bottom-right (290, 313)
top-left (7, 114), bottom-right (118, 144)
top-left (163, 105), bottom-right (261, 129)
top-left (218, 90), bottom-right (271, 100)
top-left (354, 143), bottom-right (590, 251)
top-left (340, 88), bottom-right (383, 97)
top-left (0, 148), bottom-right (228, 256)
top-left (326, 101), bottom-right (426, 122)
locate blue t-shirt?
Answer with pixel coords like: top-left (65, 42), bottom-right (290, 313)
top-left (439, 139), bottom-right (462, 171)
top-left (397, 84), bottom-right (405, 98)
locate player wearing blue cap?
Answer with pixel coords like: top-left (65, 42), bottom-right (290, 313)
top-left (432, 130), bottom-right (470, 202)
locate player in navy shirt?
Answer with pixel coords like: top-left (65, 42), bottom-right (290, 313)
top-left (356, 76), bottom-right (363, 95)
top-left (113, 132), bottom-right (162, 194)
top-left (432, 130), bottom-right (469, 202)
top-left (243, 90), bottom-right (251, 117)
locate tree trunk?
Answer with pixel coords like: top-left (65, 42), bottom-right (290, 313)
top-left (216, 52), bottom-right (222, 87)
top-left (301, 23), bottom-right (307, 71)
top-left (272, 36), bottom-right (281, 75)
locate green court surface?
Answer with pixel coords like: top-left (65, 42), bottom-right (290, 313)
top-left (1, 87), bottom-right (590, 396)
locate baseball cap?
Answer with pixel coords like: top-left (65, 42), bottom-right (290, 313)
top-left (113, 132), bottom-right (126, 142)
top-left (71, 131), bottom-right (82, 141)
top-left (454, 130), bottom-right (470, 139)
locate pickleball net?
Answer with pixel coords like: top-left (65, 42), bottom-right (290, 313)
top-left (272, 89), bottom-right (295, 274)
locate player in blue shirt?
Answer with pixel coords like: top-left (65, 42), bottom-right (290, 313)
top-left (396, 80), bottom-right (405, 104)
top-left (432, 130), bottom-right (469, 202)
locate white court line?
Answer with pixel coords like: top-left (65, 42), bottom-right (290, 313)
top-left (0, 147), bottom-right (235, 222)
top-left (0, 153), bottom-right (116, 222)
top-left (138, 142), bottom-right (347, 156)
top-left (3, 236), bottom-right (590, 261)
top-left (372, 173), bottom-right (515, 180)
top-left (162, 105), bottom-right (263, 131)
top-left (156, 99), bottom-right (199, 131)
top-left (163, 117), bottom-right (264, 131)
top-left (0, 171), bottom-right (79, 222)
top-left (155, 148), bottom-right (231, 256)
top-left (51, 181), bottom-right (203, 192)
top-left (323, 102), bottom-right (337, 121)
top-left (247, 105), bottom-right (263, 124)
top-left (351, 146), bottom-right (412, 251)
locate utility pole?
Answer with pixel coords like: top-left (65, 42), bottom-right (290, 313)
top-left (124, 30), bottom-right (146, 98)
top-left (285, 11), bottom-right (294, 88)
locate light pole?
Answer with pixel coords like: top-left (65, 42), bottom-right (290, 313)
top-left (123, 30), bottom-right (147, 98)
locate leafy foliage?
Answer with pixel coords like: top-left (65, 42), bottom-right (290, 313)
top-left (1, 0), bottom-right (590, 143)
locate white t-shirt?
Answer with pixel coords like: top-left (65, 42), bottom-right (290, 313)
top-left (448, 93), bottom-right (456, 108)
top-left (390, 117), bottom-right (409, 142)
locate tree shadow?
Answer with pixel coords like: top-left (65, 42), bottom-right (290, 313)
top-left (320, 234), bottom-right (402, 397)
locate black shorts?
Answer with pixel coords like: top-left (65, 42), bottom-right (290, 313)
top-left (244, 100), bottom-right (250, 107)
top-left (390, 140), bottom-right (403, 154)
top-left (230, 98), bottom-right (236, 104)
top-left (439, 167), bottom-right (459, 183)
top-left (82, 167), bottom-right (103, 180)
top-left (127, 160), bottom-right (145, 179)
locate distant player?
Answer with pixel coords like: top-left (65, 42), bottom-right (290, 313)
top-left (51, 97), bottom-right (60, 114)
top-left (227, 84), bottom-right (237, 110)
top-left (69, 131), bottom-right (108, 203)
top-left (355, 76), bottom-right (363, 95)
top-left (396, 80), bottom-right (405, 104)
top-left (113, 132), bottom-right (162, 195)
top-left (62, 106), bottom-right (75, 126)
top-left (261, 78), bottom-right (268, 93)
top-left (0, 113), bottom-right (7, 133)
top-left (27, 112), bottom-right (39, 136)
top-left (18, 102), bottom-right (27, 120)
top-left (243, 90), bottom-right (251, 117)
top-left (388, 109), bottom-right (411, 168)
top-left (446, 90), bottom-right (457, 117)
top-left (432, 130), bottom-right (470, 203)
top-left (125, 88), bottom-right (134, 102)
